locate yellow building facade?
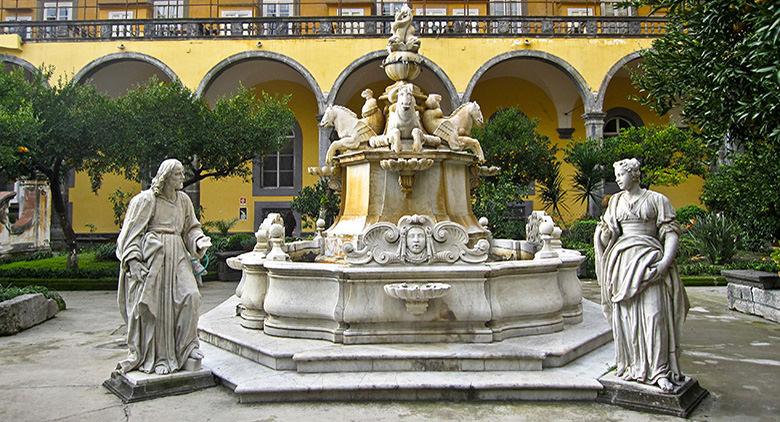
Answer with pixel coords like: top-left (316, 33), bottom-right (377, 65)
top-left (0, 3), bottom-right (698, 235)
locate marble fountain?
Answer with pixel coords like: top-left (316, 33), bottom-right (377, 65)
top-left (197, 6), bottom-right (613, 402)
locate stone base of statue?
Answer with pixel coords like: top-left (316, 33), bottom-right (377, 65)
top-left (596, 371), bottom-right (709, 418)
top-left (103, 361), bottom-right (216, 403)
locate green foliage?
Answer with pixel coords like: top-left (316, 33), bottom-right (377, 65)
top-left (537, 160), bottom-right (569, 222)
top-left (92, 243), bottom-right (118, 262)
top-left (633, 0), bottom-right (780, 149)
top-left (687, 213), bottom-right (741, 264)
top-left (701, 143), bottom-right (780, 249)
top-left (601, 125), bottom-right (712, 187)
top-left (0, 284), bottom-right (66, 310)
top-left (676, 205), bottom-right (706, 227)
top-left (291, 179), bottom-right (340, 228)
top-left (471, 108), bottom-right (557, 238)
top-left (108, 188), bottom-right (137, 227)
top-left (472, 108), bottom-right (558, 187)
top-left (0, 67), bottom-right (121, 266)
top-left (564, 140), bottom-right (607, 215)
top-left (771, 248), bottom-right (780, 270)
top-left (203, 218), bottom-right (239, 236)
top-left (111, 80), bottom-right (295, 188)
top-left (561, 240), bottom-right (596, 279)
top-left (0, 252), bottom-right (118, 278)
top-left (473, 173), bottom-right (528, 240)
top-left (566, 219), bottom-right (599, 245)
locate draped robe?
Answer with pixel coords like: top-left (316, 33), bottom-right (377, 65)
top-left (115, 190), bottom-right (206, 374)
top-left (595, 190), bottom-right (689, 385)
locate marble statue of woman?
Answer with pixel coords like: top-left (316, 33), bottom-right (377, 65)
top-left (115, 159), bottom-right (212, 375)
top-left (594, 158), bottom-right (689, 392)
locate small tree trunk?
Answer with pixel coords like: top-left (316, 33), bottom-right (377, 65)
top-left (48, 175), bottom-right (79, 270)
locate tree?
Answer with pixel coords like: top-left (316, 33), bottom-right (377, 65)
top-left (633, 1), bottom-right (779, 244)
top-left (0, 68), bottom-right (119, 269)
top-left (108, 80), bottom-right (295, 189)
top-left (471, 108), bottom-right (558, 238)
top-left (601, 125), bottom-right (712, 188)
top-left (633, 0), bottom-right (779, 149)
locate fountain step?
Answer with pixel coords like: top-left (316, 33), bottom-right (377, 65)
top-left (198, 296), bottom-right (612, 373)
top-left (201, 340), bottom-right (613, 403)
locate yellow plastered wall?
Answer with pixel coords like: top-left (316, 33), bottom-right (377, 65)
top-left (199, 79), bottom-right (320, 233)
top-left (70, 172), bottom-right (140, 233)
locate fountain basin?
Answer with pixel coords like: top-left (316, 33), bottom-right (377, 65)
top-left (254, 251), bottom-right (584, 344)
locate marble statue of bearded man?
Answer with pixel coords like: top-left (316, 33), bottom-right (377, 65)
top-left (594, 158), bottom-right (689, 392)
top-left (115, 159), bottom-right (212, 375)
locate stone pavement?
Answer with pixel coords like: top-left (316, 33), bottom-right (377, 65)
top-left (0, 281), bottom-right (777, 422)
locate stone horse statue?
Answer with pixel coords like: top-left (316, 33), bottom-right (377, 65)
top-left (321, 105), bottom-right (377, 164)
top-left (370, 84), bottom-right (440, 154)
top-left (422, 97), bottom-right (485, 162)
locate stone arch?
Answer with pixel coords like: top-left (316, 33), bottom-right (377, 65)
top-left (463, 50), bottom-right (595, 113)
top-left (595, 50), bottom-right (644, 112)
top-left (73, 52), bottom-right (179, 88)
top-left (195, 51), bottom-right (326, 114)
top-left (0, 54), bottom-right (41, 80)
top-left (327, 50), bottom-right (460, 114)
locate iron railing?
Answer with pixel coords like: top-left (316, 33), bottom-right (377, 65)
top-left (1, 15), bottom-right (666, 41)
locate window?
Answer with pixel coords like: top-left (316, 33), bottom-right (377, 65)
top-left (42, 2), bottom-right (72, 37)
top-left (490, 0), bottom-right (522, 16)
top-left (603, 108), bottom-right (643, 137)
top-left (220, 10), bottom-right (252, 36)
top-left (253, 121), bottom-right (301, 196)
top-left (153, 0), bottom-right (184, 18)
top-left (108, 11), bottom-right (134, 38)
top-left (261, 132), bottom-right (295, 189)
top-left (379, 2), bottom-right (405, 16)
top-left (44, 2), bottom-right (73, 21)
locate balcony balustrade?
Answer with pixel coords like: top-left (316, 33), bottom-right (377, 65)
top-left (0, 1), bottom-right (667, 41)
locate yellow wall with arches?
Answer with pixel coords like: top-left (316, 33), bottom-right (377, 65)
top-left (2, 36), bottom-right (704, 232)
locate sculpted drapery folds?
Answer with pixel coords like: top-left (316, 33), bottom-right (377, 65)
top-left (115, 159), bottom-right (212, 375)
top-left (595, 158), bottom-right (689, 393)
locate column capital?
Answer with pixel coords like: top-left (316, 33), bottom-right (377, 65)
top-left (582, 111), bottom-right (607, 122)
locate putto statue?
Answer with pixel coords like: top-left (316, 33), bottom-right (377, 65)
top-left (594, 158), bottom-right (689, 392)
top-left (115, 159), bottom-right (212, 375)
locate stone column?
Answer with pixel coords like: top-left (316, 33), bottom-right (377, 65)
top-left (582, 111), bottom-right (606, 217)
top-left (582, 111), bottom-right (606, 140)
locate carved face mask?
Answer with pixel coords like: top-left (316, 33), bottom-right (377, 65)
top-left (406, 227), bottom-right (426, 254)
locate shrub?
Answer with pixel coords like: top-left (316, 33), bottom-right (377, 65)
top-left (701, 143), bottom-right (780, 249)
top-left (93, 242), bottom-right (118, 261)
top-left (687, 213), bottom-right (741, 264)
top-left (676, 205), bottom-right (706, 228)
top-left (0, 284), bottom-right (66, 310)
top-left (291, 179), bottom-right (340, 229)
top-left (203, 218), bottom-right (239, 236)
top-left (563, 240), bottom-right (596, 279)
top-left (565, 219), bottom-right (598, 245)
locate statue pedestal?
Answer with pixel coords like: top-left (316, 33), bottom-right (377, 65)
top-left (596, 371), bottom-right (709, 418)
top-left (103, 364), bottom-right (215, 403)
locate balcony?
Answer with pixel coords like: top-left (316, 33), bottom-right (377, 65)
top-left (0, 1), bottom-right (667, 42)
